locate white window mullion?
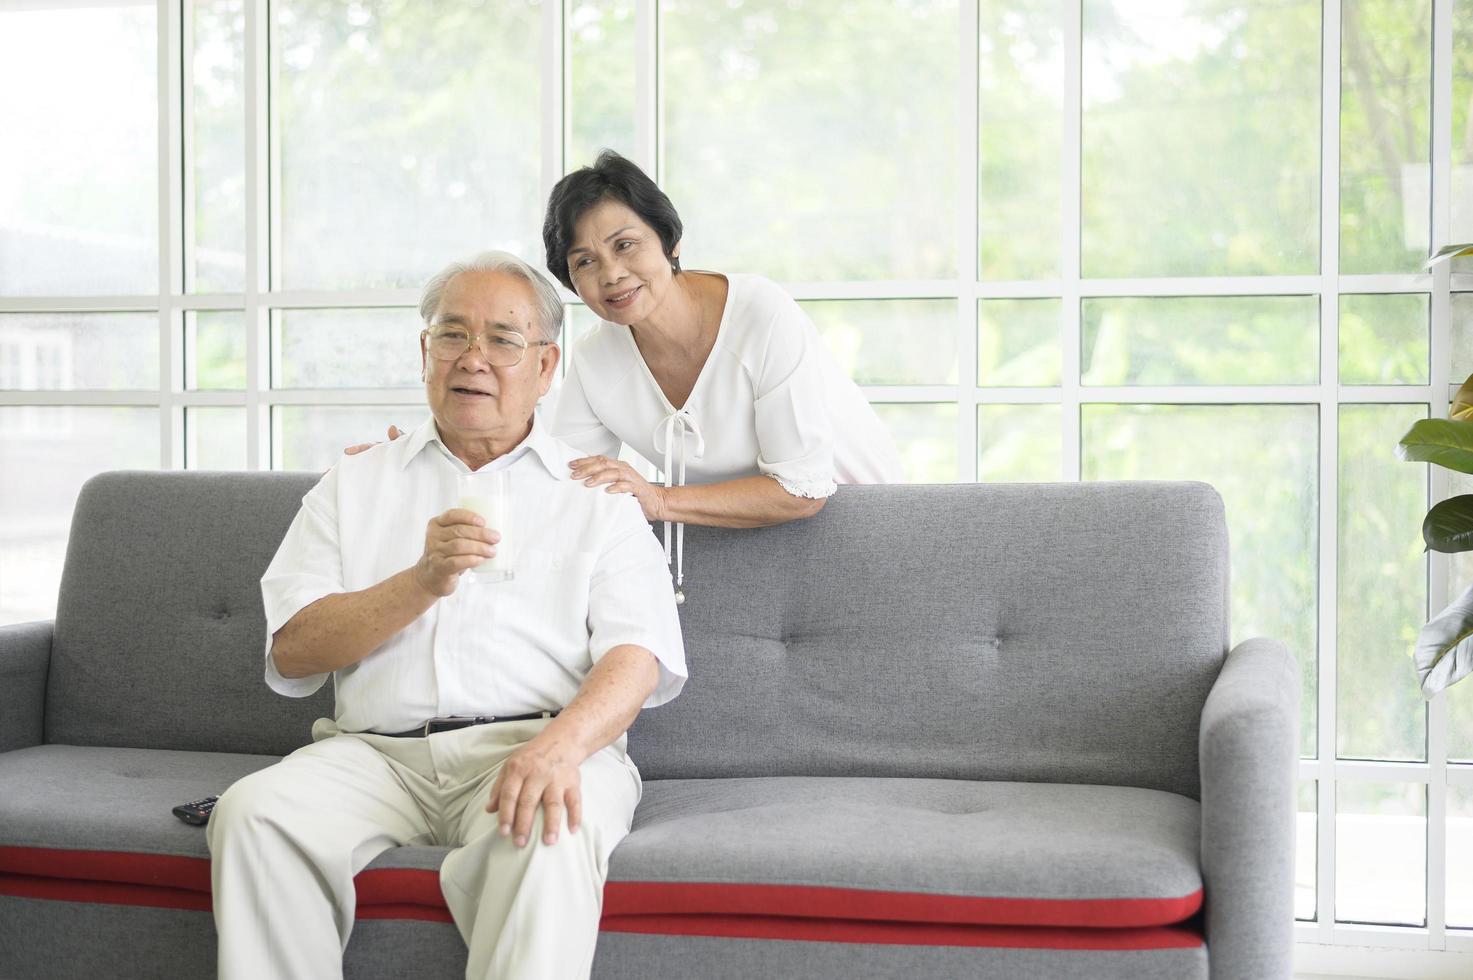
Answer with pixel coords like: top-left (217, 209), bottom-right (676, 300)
top-left (958, 0), bottom-right (979, 483)
top-left (0, 391), bottom-right (167, 407)
top-left (1428, 0), bottom-right (1454, 951)
top-left (180, 0), bottom-right (196, 296)
top-left (244, 0), bottom-right (268, 470)
top-left (263, 388), bottom-right (426, 407)
top-left (172, 293), bottom-right (247, 311)
top-left (540, 0), bottom-right (564, 208)
top-left (0, 297), bottom-right (157, 313)
top-left (177, 0), bottom-right (200, 477)
top-left (634, 0), bottom-right (657, 180)
top-left (1061, 0), bottom-right (1082, 484)
top-left (1318, 0), bottom-right (1342, 941)
top-left (1335, 761), bottom-right (1432, 782)
top-left (159, 0), bottom-right (184, 471)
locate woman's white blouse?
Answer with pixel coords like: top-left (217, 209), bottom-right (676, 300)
top-left (550, 273), bottom-right (901, 496)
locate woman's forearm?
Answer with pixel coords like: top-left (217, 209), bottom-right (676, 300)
top-left (656, 475), bottom-right (826, 528)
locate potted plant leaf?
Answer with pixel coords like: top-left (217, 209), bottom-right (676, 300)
top-left (1397, 374), bottom-right (1473, 697)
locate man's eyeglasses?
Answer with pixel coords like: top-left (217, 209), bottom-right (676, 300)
top-left (421, 326), bottom-right (554, 367)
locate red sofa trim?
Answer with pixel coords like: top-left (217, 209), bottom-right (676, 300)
top-left (602, 881), bottom-right (1202, 928)
top-left (0, 846), bottom-right (1205, 949)
top-left (601, 914), bottom-right (1204, 950)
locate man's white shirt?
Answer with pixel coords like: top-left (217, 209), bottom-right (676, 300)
top-left (260, 416), bottom-right (687, 734)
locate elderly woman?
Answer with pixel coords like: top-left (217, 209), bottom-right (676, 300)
top-left (352, 153), bottom-right (899, 598)
top-left (544, 152), bottom-right (900, 593)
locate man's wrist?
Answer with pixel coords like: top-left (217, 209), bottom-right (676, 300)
top-left (531, 722), bottom-right (591, 768)
top-left (405, 563), bottom-right (444, 602)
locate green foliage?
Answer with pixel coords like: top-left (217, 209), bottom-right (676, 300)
top-left (1082, 403), bottom-right (1320, 757)
top-left (1396, 417), bottom-right (1473, 474)
top-left (661, 0), bottom-right (959, 280)
top-left (1422, 495), bottom-right (1473, 554)
top-left (1339, 294), bottom-right (1430, 385)
top-left (1414, 581), bottom-right (1473, 697)
top-left (804, 300), bottom-right (958, 386)
top-left (1081, 0), bottom-right (1322, 277)
top-left (978, 0), bottom-right (1064, 279)
top-left (275, 0), bottom-right (543, 289)
top-left (978, 299), bottom-right (1061, 386)
top-left (1081, 296), bottom-right (1318, 385)
top-left (1340, 0), bottom-right (1432, 274)
top-left (191, 0), bottom-right (247, 291)
top-left (1401, 382), bottom-right (1473, 698)
top-left (978, 404), bottom-right (1062, 482)
top-left (190, 313), bottom-right (247, 390)
top-left (568, 1), bottom-right (636, 167)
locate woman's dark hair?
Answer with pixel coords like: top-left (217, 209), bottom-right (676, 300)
top-left (542, 149), bottom-right (683, 291)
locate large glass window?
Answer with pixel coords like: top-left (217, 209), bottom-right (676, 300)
top-left (0, 3), bottom-right (158, 295)
top-left (1082, 403), bottom-right (1320, 755)
top-left (1339, 0), bottom-right (1431, 275)
top-left (188, 0), bottom-right (247, 292)
top-left (661, 0), bottom-right (959, 280)
top-left (1080, 0), bottom-right (1320, 278)
top-left (0, 408), bottom-right (159, 625)
top-left (275, 0), bottom-right (544, 289)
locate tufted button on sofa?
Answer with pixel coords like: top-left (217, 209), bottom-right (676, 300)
top-left (0, 472), bottom-right (1298, 979)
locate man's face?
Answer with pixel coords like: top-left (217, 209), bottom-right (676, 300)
top-left (420, 269), bottom-right (559, 443)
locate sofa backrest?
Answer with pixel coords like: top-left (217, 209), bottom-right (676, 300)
top-left (626, 482), bottom-right (1229, 800)
top-left (46, 474), bottom-right (1229, 798)
top-left (48, 471), bottom-right (327, 757)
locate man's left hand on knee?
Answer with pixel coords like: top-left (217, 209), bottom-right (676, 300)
top-left (487, 737), bottom-right (583, 847)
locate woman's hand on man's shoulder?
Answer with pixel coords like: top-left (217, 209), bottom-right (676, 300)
top-left (343, 425), bottom-right (405, 456)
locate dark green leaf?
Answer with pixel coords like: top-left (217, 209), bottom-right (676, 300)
top-left (1424, 495), bottom-right (1473, 553)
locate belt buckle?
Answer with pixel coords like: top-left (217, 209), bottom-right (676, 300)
top-left (422, 715), bottom-right (490, 737)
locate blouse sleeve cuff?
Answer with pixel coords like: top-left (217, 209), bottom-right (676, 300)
top-left (767, 472), bottom-right (838, 500)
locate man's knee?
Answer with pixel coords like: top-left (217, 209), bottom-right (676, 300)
top-left (207, 765), bottom-right (304, 850)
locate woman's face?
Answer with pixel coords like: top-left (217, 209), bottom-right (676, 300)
top-left (566, 198), bottom-right (679, 325)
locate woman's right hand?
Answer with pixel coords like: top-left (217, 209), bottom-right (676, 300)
top-left (344, 425), bottom-right (405, 456)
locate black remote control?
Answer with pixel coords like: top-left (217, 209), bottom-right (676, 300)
top-left (172, 796), bottom-right (220, 826)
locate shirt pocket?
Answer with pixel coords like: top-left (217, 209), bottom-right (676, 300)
top-left (511, 547), bottom-right (598, 626)
top-left (515, 547), bottom-right (597, 578)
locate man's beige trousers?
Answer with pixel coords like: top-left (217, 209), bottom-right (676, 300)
top-left (205, 717), bottom-right (641, 980)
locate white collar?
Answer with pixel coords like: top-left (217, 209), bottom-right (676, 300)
top-left (399, 414), bottom-right (575, 480)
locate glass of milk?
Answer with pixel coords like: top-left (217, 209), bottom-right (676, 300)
top-left (457, 469), bottom-right (513, 582)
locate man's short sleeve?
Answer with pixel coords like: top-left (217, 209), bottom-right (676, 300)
top-left (587, 494), bottom-right (687, 707)
top-left (259, 467), bottom-right (344, 697)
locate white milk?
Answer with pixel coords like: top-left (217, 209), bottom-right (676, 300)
top-left (457, 471), bottom-right (513, 580)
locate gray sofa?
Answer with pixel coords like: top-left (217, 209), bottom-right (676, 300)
top-left (0, 471), bottom-right (1298, 979)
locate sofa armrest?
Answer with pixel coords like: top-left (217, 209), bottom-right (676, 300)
top-left (0, 620), bottom-right (52, 752)
top-left (1198, 636), bottom-right (1300, 980)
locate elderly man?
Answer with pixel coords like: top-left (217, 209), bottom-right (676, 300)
top-left (206, 251), bottom-right (686, 980)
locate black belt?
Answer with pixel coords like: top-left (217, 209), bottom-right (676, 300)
top-left (376, 712), bottom-right (559, 738)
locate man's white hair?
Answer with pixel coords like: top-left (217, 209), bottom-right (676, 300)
top-left (419, 250), bottom-right (565, 342)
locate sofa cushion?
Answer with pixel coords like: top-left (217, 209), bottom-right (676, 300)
top-left (605, 777), bottom-right (1202, 930)
top-left (0, 745), bottom-right (453, 922)
top-left (628, 482), bottom-right (1229, 800)
top-left (48, 471), bottom-right (328, 757)
top-left (0, 749), bottom-right (1200, 944)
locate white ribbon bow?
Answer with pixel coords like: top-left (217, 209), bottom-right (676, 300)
top-left (652, 408), bottom-right (706, 599)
